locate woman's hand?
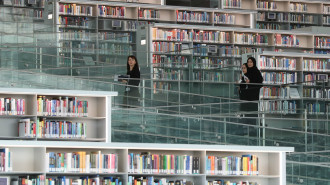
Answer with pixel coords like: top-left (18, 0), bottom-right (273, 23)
top-left (246, 79), bottom-right (250, 83)
top-left (122, 80), bottom-right (127, 83)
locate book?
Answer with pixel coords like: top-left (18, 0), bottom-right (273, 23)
top-left (290, 87), bottom-right (301, 99)
top-left (0, 176), bottom-right (9, 185)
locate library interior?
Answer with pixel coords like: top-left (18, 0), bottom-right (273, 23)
top-left (0, 0), bottom-right (329, 184)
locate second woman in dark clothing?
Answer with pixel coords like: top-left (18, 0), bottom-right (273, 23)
top-left (246, 56), bottom-right (263, 101)
top-left (122, 55), bottom-right (140, 107)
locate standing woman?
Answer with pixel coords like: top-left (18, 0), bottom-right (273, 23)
top-left (123, 55), bottom-right (140, 107)
top-left (239, 63), bottom-right (250, 101)
top-left (246, 56), bottom-right (263, 101)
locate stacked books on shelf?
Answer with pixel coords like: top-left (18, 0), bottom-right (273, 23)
top-left (207, 180), bottom-right (259, 185)
top-left (234, 33), bottom-right (268, 45)
top-left (37, 96), bottom-right (88, 117)
top-left (139, 8), bottom-right (160, 20)
top-left (46, 151), bottom-right (118, 173)
top-left (259, 56), bottom-right (296, 70)
top-left (176, 10), bottom-right (210, 23)
top-left (128, 152), bottom-right (200, 174)
top-left (193, 31), bottom-right (230, 43)
top-left (290, 3), bottom-right (307, 12)
top-left (152, 55), bottom-right (188, 68)
top-left (46, 176), bottom-right (122, 185)
top-left (213, 13), bottom-right (235, 25)
top-left (206, 154), bottom-right (258, 176)
top-left (314, 37), bottom-right (330, 48)
top-left (98, 6), bottom-right (125, 18)
top-left (128, 176), bottom-right (192, 185)
top-left (304, 88), bottom-right (330, 99)
top-left (0, 98), bottom-right (25, 115)
top-left (274, 34), bottom-right (299, 47)
top-left (152, 28), bottom-right (191, 41)
top-left (262, 71), bottom-right (297, 84)
top-left (59, 3), bottom-right (93, 16)
top-left (257, 1), bottom-right (277, 10)
top-left (0, 148), bottom-right (12, 172)
top-left (18, 118), bottom-right (87, 139)
top-left (259, 100), bottom-right (297, 113)
top-left (303, 59), bottom-right (330, 72)
top-left (222, 0), bottom-right (241, 9)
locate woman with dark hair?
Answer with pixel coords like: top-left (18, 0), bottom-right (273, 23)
top-left (246, 56), bottom-right (263, 101)
top-left (122, 55), bottom-right (140, 107)
top-left (239, 63), bottom-right (249, 101)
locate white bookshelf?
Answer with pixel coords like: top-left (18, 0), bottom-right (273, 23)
top-left (0, 88), bottom-right (117, 142)
top-left (0, 141), bottom-right (293, 185)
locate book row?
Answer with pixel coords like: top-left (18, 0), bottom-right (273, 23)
top-left (139, 9), bottom-right (160, 20)
top-left (18, 118), bottom-right (87, 139)
top-left (207, 180), bottom-right (259, 185)
top-left (0, 98), bottom-right (25, 115)
top-left (261, 72), bottom-right (297, 84)
top-left (306, 102), bottom-right (327, 114)
top-left (59, 16), bottom-right (90, 28)
top-left (303, 59), bottom-right (330, 72)
top-left (258, 56), bottom-right (296, 70)
top-left (99, 6), bottom-right (125, 18)
top-left (129, 176), bottom-right (192, 185)
top-left (206, 155), bottom-right (258, 176)
top-left (260, 86), bottom-right (291, 99)
top-left (259, 100), bottom-right (297, 113)
top-left (192, 58), bottom-right (229, 69)
top-left (304, 88), bottom-right (330, 99)
top-left (153, 69), bottom-right (184, 81)
top-left (274, 34), bottom-right (299, 47)
top-left (0, 148), bottom-right (12, 172)
top-left (193, 45), bottom-right (248, 57)
top-left (153, 82), bottom-right (171, 94)
top-left (37, 96), bottom-right (88, 117)
top-left (257, 12), bottom-right (288, 22)
top-left (11, 8), bottom-right (43, 19)
top-left (314, 37), bottom-right (330, 48)
top-left (233, 34), bottom-right (268, 45)
top-left (47, 152), bottom-right (118, 173)
top-left (193, 71), bottom-right (225, 82)
top-left (60, 42), bottom-right (96, 54)
top-left (213, 13), bottom-right (235, 25)
top-left (257, 1), bottom-right (277, 10)
top-left (128, 153), bottom-right (199, 175)
top-left (176, 11), bottom-right (209, 23)
top-left (290, 14), bottom-right (314, 24)
top-left (289, 3), bottom-right (307, 12)
top-left (324, 6), bottom-right (330, 14)
top-left (98, 33), bottom-right (132, 43)
top-left (152, 42), bottom-right (185, 53)
top-left (222, 0), bottom-right (241, 8)
top-left (59, 4), bottom-right (93, 16)
top-left (256, 23), bottom-right (284, 30)
top-left (303, 73), bottom-right (329, 85)
top-left (152, 55), bottom-right (188, 68)
top-left (46, 176), bottom-right (122, 185)
top-left (59, 30), bottom-right (91, 41)
top-left (99, 44), bottom-right (132, 55)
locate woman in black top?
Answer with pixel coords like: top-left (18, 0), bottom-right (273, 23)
top-left (123, 55), bottom-right (140, 107)
top-left (246, 56), bottom-right (263, 101)
top-left (239, 63), bottom-right (249, 101)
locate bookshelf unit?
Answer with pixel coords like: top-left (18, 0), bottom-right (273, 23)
top-left (0, 88), bottom-right (117, 142)
top-left (148, 23), bottom-right (325, 96)
top-left (49, 0), bottom-right (254, 68)
top-left (0, 142), bottom-right (293, 185)
top-left (249, 52), bottom-right (330, 116)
